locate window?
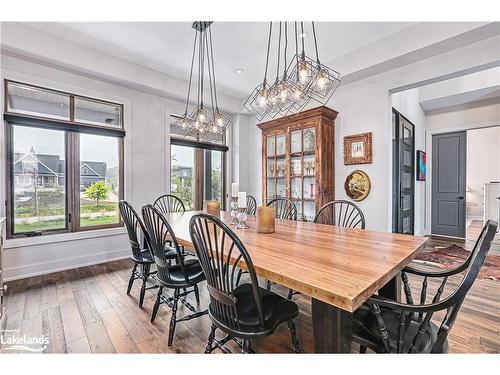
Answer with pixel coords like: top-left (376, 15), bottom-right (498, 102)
top-left (170, 119), bottom-right (228, 211)
top-left (5, 80), bottom-right (124, 238)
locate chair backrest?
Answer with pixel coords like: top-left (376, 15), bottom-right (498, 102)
top-left (141, 204), bottom-right (189, 285)
top-left (314, 200), bottom-right (365, 229)
top-left (189, 213), bottom-right (265, 330)
top-left (246, 195), bottom-right (257, 216)
top-left (153, 194), bottom-right (186, 216)
top-left (429, 219), bottom-right (497, 352)
top-left (267, 198), bottom-right (297, 220)
top-left (118, 200), bottom-right (150, 259)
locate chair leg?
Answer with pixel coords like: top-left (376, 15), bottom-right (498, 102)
top-left (266, 280), bottom-right (272, 291)
top-left (205, 324), bottom-right (217, 354)
top-left (242, 339), bottom-right (252, 354)
top-left (236, 269), bottom-right (243, 286)
top-left (360, 345), bottom-right (367, 354)
top-left (139, 264), bottom-right (150, 308)
top-left (194, 284), bottom-right (200, 304)
top-left (126, 264), bottom-right (137, 295)
top-left (151, 286), bottom-right (163, 323)
top-left (287, 288), bottom-right (294, 300)
top-left (167, 289), bottom-right (180, 347)
top-left (287, 320), bottom-right (301, 353)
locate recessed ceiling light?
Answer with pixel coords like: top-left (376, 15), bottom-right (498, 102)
top-left (300, 32), bottom-right (306, 38)
top-left (236, 69), bottom-right (244, 74)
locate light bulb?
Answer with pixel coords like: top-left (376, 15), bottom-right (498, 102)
top-left (317, 69), bottom-right (328, 89)
top-left (211, 124), bottom-right (218, 133)
top-left (293, 88), bottom-right (302, 100)
top-left (216, 116), bottom-right (223, 127)
top-left (299, 60), bottom-right (309, 83)
top-left (198, 111), bottom-right (205, 122)
top-left (279, 83), bottom-right (289, 102)
top-left (269, 88), bottom-right (278, 105)
top-left (257, 89), bottom-right (268, 107)
top-left (195, 120), bottom-right (200, 129)
top-left (180, 119), bottom-right (187, 128)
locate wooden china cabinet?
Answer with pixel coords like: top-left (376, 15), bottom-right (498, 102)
top-left (258, 106), bottom-right (337, 221)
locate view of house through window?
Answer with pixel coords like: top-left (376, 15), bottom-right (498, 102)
top-left (13, 126), bottom-right (67, 233)
top-left (79, 134), bottom-right (120, 227)
top-left (170, 144), bottom-right (196, 210)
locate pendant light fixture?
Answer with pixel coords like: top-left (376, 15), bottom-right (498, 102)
top-left (171, 22), bottom-right (231, 142)
top-left (244, 22), bottom-right (341, 121)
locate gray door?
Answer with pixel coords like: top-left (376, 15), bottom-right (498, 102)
top-left (432, 132), bottom-right (466, 238)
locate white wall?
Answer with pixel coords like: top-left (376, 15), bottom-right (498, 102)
top-left (466, 127), bottom-right (500, 218)
top-left (0, 52), bottom-right (239, 281)
top-left (391, 89), bottom-right (427, 235)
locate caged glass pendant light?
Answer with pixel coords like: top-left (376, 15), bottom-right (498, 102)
top-left (244, 22), bottom-right (341, 121)
top-left (171, 22), bottom-right (231, 142)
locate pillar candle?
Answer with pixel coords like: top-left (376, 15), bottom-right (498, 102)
top-left (237, 192), bottom-right (247, 208)
top-left (231, 183), bottom-right (239, 197)
top-left (205, 200), bottom-right (220, 216)
top-left (257, 206), bottom-right (276, 234)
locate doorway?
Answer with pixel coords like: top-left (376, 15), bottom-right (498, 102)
top-left (392, 109), bottom-right (415, 235)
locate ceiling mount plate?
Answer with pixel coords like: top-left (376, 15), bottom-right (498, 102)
top-left (192, 21), bottom-right (213, 32)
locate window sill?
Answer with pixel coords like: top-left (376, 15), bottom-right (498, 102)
top-left (4, 226), bottom-right (127, 250)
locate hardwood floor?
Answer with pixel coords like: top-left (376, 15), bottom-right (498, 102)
top-left (1, 238), bottom-right (499, 353)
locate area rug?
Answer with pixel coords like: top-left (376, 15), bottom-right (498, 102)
top-left (414, 245), bottom-right (500, 280)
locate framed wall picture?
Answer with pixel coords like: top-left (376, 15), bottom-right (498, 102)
top-left (343, 132), bottom-right (373, 165)
top-left (417, 150), bottom-right (426, 181)
top-left (344, 170), bottom-right (371, 201)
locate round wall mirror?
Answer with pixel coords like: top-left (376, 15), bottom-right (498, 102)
top-left (344, 170), bottom-right (371, 201)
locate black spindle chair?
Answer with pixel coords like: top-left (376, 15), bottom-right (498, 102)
top-left (189, 213), bottom-right (301, 354)
top-left (153, 194), bottom-right (186, 215)
top-left (352, 220), bottom-right (498, 353)
top-left (141, 204), bottom-right (207, 347)
top-left (246, 195), bottom-right (257, 216)
top-left (119, 200), bottom-right (178, 307)
top-left (314, 200), bottom-right (366, 229)
top-left (267, 198), bottom-right (297, 221)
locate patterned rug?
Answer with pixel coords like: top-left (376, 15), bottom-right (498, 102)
top-left (414, 244), bottom-right (500, 280)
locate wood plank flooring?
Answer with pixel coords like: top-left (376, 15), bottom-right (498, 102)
top-left (1, 233), bottom-right (499, 354)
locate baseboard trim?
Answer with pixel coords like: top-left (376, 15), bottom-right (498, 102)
top-left (4, 248), bottom-right (130, 282)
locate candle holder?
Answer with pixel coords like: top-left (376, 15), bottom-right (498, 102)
top-left (230, 197), bottom-right (239, 225)
top-left (236, 208), bottom-right (249, 229)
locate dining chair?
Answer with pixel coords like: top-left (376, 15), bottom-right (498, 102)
top-left (141, 204), bottom-right (207, 347)
top-left (352, 219), bottom-right (498, 353)
top-left (267, 198), bottom-right (297, 220)
top-left (246, 195), bottom-right (257, 216)
top-left (189, 213), bottom-right (301, 354)
top-left (119, 200), bottom-right (178, 307)
top-left (153, 194), bottom-right (186, 215)
top-left (314, 200), bottom-right (366, 229)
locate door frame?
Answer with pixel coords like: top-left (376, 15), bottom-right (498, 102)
top-left (392, 108), bottom-right (416, 234)
top-left (426, 121), bottom-right (500, 238)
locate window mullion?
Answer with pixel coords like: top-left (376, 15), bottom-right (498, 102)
top-left (67, 132), bottom-right (80, 232)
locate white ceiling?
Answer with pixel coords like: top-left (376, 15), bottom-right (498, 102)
top-left (25, 22), bottom-right (416, 98)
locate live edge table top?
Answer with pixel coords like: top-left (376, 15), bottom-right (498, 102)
top-left (163, 211), bottom-right (428, 312)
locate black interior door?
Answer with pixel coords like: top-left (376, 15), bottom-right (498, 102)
top-left (392, 109), bottom-right (415, 235)
top-left (431, 132), bottom-right (466, 238)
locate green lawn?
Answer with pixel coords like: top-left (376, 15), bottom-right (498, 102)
top-left (16, 202), bottom-right (118, 218)
top-left (14, 214), bottom-right (120, 233)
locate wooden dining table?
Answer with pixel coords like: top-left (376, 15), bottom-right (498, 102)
top-left (163, 210), bottom-right (428, 353)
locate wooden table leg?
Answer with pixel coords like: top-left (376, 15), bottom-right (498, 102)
top-left (378, 273), bottom-right (401, 301)
top-left (311, 298), bottom-right (353, 353)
